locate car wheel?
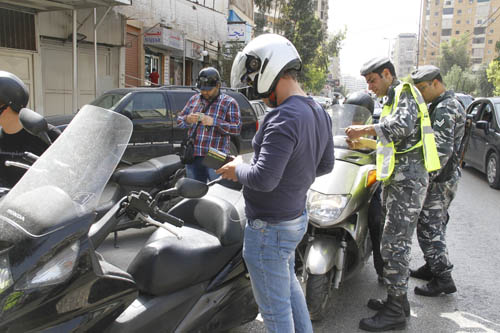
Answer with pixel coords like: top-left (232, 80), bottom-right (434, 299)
top-left (229, 141), bottom-right (239, 156)
top-left (486, 152), bottom-right (500, 189)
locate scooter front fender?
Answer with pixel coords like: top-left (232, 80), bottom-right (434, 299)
top-left (305, 236), bottom-right (339, 275)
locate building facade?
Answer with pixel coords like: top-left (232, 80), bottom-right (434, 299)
top-left (0, 1), bottom-right (128, 116)
top-left (418, 0), bottom-right (500, 71)
top-left (393, 33), bottom-right (418, 78)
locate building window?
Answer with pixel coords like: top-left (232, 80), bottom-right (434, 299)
top-left (431, 51), bottom-right (436, 56)
top-left (445, 0), bottom-right (451, 4)
top-left (456, 30), bottom-right (461, 34)
top-left (441, 28), bottom-right (452, 36)
top-left (477, 19), bottom-right (483, 24)
top-left (472, 58), bottom-right (482, 64)
top-left (443, 8), bottom-right (454, 14)
top-left (488, 39), bottom-right (493, 44)
top-left (432, 31), bottom-right (437, 36)
top-left (435, 0), bottom-right (440, 4)
top-left (457, 9), bottom-right (462, 14)
top-left (474, 27), bottom-right (486, 34)
top-left (466, 20), bottom-right (470, 24)
top-left (473, 37), bottom-right (485, 43)
top-left (458, 0), bottom-right (463, 2)
top-left (435, 11), bottom-right (439, 16)
top-left (456, 20), bottom-right (461, 24)
top-left (469, 0), bottom-right (474, 3)
top-left (0, 9), bottom-right (36, 51)
top-left (477, 0), bottom-right (490, 2)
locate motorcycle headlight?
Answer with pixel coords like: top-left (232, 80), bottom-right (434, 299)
top-left (16, 241), bottom-right (79, 290)
top-left (307, 191), bottom-right (350, 226)
top-left (0, 254), bottom-right (13, 294)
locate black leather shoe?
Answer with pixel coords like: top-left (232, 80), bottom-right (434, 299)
top-left (414, 275), bottom-right (457, 297)
top-left (367, 294), bottom-right (410, 317)
top-left (360, 295), bottom-right (407, 331)
top-left (409, 263), bottom-right (433, 281)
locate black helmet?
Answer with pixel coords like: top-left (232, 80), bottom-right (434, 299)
top-left (196, 67), bottom-right (221, 91)
top-left (344, 91), bottom-right (374, 114)
top-left (0, 71), bottom-right (29, 113)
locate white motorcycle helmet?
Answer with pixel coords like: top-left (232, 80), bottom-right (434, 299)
top-left (231, 34), bottom-right (302, 98)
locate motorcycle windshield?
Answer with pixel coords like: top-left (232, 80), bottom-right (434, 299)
top-left (328, 104), bottom-right (373, 150)
top-left (0, 105), bottom-right (132, 238)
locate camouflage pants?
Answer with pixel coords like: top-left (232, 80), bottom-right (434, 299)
top-left (381, 170), bottom-right (429, 296)
top-left (416, 175), bottom-right (458, 277)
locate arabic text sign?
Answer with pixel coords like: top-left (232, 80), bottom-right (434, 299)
top-left (227, 22), bottom-right (246, 42)
top-left (144, 27), bottom-right (184, 51)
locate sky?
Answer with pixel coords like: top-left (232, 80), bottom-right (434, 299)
top-left (328, 0), bottom-right (422, 77)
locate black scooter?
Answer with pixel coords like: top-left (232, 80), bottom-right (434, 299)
top-left (0, 105), bottom-right (258, 332)
top-left (1, 107), bottom-right (186, 234)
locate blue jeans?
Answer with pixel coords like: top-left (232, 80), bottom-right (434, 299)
top-left (243, 211), bottom-right (313, 333)
top-left (185, 156), bottom-right (218, 183)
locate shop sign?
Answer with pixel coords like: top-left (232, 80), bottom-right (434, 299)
top-left (144, 27), bottom-right (184, 51)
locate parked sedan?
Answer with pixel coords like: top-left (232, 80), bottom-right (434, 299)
top-left (47, 86), bottom-right (258, 164)
top-left (463, 97), bottom-right (500, 188)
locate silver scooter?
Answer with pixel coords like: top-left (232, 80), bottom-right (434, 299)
top-left (296, 104), bottom-right (380, 320)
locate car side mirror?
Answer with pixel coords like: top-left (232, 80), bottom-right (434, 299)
top-left (19, 108), bottom-right (52, 145)
top-left (476, 120), bottom-right (489, 133)
top-left (122, 110), bottom-right (133, 120)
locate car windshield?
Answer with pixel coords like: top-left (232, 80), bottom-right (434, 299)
top-left (90, 92), bottom-right (127, 110)
top-left (495, 103), bottom-right (500, 122)
top-left (329, 104), bottom-right (373, 150)
top-left (0, 105), bottom-right (132, 238)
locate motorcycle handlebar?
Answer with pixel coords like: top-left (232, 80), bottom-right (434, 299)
top-left (152, 207), bottom-right (184, 227)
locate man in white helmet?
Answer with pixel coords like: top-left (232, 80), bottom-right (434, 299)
top-left (217, 34), bottom-right (335, 332)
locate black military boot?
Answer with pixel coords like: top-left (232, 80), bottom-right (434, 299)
top-left (409, 263), bottom-right (433, 281)
top-left (414, 274), bottom-right (457, 296)
top-left (359, 294), bottom-right (407, 331)
top-left (366, 294), bottom-right (410, 317)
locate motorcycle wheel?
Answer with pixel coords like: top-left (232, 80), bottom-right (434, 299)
top-left (306, 272), bottom-right (332, 321)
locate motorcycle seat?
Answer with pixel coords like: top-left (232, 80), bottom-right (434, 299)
top-left (127, 196), bottom-right (243, 296)
top-left (111, 155), bottom-right (182, 187)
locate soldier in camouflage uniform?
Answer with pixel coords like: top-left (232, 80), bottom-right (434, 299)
top-left (346, 57), bottom-right (440, 332)
top-left (410, 65), bottom-right (466, 296)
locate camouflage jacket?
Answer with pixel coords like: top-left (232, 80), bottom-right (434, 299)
top-left (374, 81), bottom-right (424, 172)
top-left (428, 90), bottom-right (466, 182)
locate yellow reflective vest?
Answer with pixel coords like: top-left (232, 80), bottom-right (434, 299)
top-left (376, 82), bottom-right (440, 181)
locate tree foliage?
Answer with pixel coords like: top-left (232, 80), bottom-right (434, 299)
top-left (439, 36), bottom-right (470, 76)
top-left (303, 63), bottom-right (327, 94)
top-left (443, 64), bottom-right (476, 94)
top-left (486, 60), bottom-right (500, 95)
top-left (476, 64), bottom-right (495, 97)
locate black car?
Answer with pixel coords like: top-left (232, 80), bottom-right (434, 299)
top-left (463, 97), bottom-right (500, 188)
top-left (47, 86), bottom-right (258, 163)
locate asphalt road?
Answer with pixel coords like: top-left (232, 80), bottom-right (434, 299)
top-left (99, 166), bottom-right (500, 333)
top-left (231, 166), bottom-right (500, 333)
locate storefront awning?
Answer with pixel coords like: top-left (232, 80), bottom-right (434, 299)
top-left (0, 0), bottom-right (130, 12)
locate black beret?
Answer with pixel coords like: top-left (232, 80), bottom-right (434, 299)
top-left (360, 57), bottom-right (392, 76)
top-left (411, 65), bottom-right (440, 84)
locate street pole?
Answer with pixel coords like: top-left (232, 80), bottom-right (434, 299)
top-left (73, 10), bottom-right (78, 114)
top-left (183, 33), bottom-right (186, 86)
top-left (416, 0), bottom-right (423, 69)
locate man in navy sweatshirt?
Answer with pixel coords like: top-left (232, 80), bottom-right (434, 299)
top-left (218, 34), bottom-right (335, 333)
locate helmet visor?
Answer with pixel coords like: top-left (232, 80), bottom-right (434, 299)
top-left (231, 51), bottom-right (250, 89)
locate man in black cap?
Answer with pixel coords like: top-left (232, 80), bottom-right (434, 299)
top-left (409, 65), bottom-right (466, 296)
top-left (177, 67), bottom-right (241, 182)
top-left (345, 57), bottom-right (441, 331)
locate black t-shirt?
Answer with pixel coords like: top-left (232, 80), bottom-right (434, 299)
top-left (0, 127), bottom-right (59, 188)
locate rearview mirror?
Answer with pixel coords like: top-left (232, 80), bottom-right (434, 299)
top-left (476, 120), bottom-right (489, 133)
top-left (175, 178), bottom-right (208, 198)
top-left (19, 108), bottom-right (52, 145)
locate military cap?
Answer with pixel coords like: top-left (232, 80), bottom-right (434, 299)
top-left (360, 56), bottom-right (392, 76)
top-left (411, 65), bottom-right (441, 84)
